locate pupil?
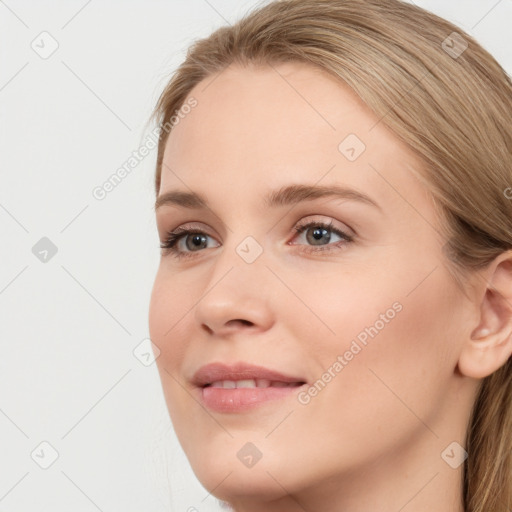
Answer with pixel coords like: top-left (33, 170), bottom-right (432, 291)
top-left (308, 227), bottom-right (330, 245)
top-left (188, 234), bottom-right (207, 250)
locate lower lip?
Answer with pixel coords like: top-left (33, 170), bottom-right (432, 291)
top-left (200, 384), bottom-right (305, 413)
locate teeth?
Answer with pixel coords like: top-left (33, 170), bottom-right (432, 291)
top-left (211, 380), bottom-right (236, 388)
top-left (209, 379), bottom-right (292, 389)
top-left (237, 379), bottom-right (257, 388)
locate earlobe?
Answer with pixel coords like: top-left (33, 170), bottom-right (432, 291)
top-left (457, 251), bottom-right (512, 380)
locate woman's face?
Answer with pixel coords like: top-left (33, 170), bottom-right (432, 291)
top-left (149, 62), bottom-right (476, 508)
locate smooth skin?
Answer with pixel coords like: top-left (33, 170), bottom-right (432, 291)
top-left (149, 61), bottom-right (512, 512)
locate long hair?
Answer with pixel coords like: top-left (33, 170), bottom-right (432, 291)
top-left (150, 1), bottom-right (512, 510)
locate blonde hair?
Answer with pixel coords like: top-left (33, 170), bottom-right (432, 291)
top-left (151, 1), bottom-right (512, 510)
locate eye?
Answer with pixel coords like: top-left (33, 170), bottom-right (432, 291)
top-left (159, 225), bottom-right (219, 259)
top-left (290, 219), bottom-right (354, 253)
top-left (159, 219), bottom-right (354, 259)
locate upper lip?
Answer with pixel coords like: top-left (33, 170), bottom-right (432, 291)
top-left (192, 362), bottom-right (307, 387)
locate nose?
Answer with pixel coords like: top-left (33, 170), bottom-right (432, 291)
top-left (194, 260), bottom-right (275, 337)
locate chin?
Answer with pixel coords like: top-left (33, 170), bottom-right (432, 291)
top-left (184, 441), bottom-right (300, 502)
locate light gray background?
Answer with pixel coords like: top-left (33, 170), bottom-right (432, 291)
top-left (1, 1), bottom-right (510, 511)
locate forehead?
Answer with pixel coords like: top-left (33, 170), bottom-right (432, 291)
top-left (160, 61), bottom-right (431, 217)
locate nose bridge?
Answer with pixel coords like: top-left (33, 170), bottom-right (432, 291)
top-left (193, 234), bottom-right (274, 335)
top-left (207, 227), bottom-right (269, 290)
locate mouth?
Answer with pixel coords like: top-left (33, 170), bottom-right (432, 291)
top-left (192, 362), bottom-right (307, 413)
top-left (204, 379), bottom-right (305, 389)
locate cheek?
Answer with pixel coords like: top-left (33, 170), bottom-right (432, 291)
top-left (311, 268), bottom-right (459, 429)
top-left (148, 272), bottom-right (198, 434)
top-left (148, 268), bottom-right (193, 370)
top-left (284, 266), bottom-right (402, 361)
top-left (290, 260), bottom-right (459, 419)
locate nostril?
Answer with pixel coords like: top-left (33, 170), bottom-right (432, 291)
top-left (226, 319), bottom-right (253, 327)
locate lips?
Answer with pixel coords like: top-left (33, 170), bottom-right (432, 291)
top-left (192, 362), bottom-right (307, 388)
top-left (192, 362), bottom-right (308, 413)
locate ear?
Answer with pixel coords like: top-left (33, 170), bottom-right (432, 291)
top-left (458, 250), bottom-right (512, 379)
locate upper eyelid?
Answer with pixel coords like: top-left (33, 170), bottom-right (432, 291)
top-left (163, 217), bottom-right (353, 243)
top-left (157, 199), bottom-right (363, 231)
top-left (295, 217), bottom-right (354, 235)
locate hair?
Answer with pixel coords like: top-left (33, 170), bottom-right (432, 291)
top-left (150, 0), bottom-right (512, 510)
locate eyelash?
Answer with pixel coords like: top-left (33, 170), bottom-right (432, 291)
top-left (159, 220), bottom-right (354, 260)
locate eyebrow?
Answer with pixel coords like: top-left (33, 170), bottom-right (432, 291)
top-left (154, 184), bottom-right (382, 212)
